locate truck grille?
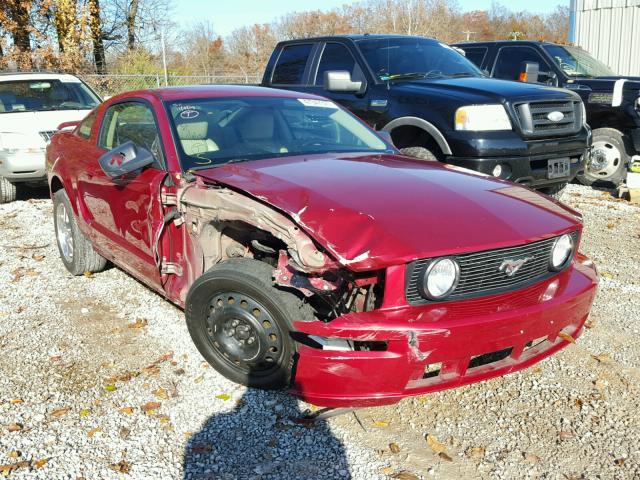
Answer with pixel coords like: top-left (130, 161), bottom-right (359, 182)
top-left (405, 231), bottom-right (579, 304)
top-left (514, 100), bottom-right (581, 137)
top-left (39, 130), bottom-right (57, 142)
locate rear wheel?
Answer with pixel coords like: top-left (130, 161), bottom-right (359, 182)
top-left (577, 128), bottom-right (629, 187)
top-left (185, 258), bottom-right (314, 389)
top-left (0, 176), bottom-right (17, 203)
top-left (400, 146), bottom-right (438, 162)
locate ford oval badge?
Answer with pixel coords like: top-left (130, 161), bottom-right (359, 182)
top-left (547, 111), bottom-right (565, 122)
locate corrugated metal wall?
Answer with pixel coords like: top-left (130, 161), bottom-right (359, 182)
top-left (574, 0), bottom-right (640, 75)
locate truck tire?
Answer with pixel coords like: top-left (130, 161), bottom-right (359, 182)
top-left (185, 258), bottom-right (315, 390)
top-left (400, 146), bottom-right (438, 162)
top-left (577, 128), bottom-right (629, 187)
top-left (0, 176), bottom-right (17, 204)
top-left (53, 189), bottom-right (107, 275)
top-left (539, 183), bottom-right (566, 201)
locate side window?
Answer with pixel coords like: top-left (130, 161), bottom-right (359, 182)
top-left (462, 47), bottom-right (488, 68)
top-left (272, 44), bottom-right (313, 85)
top-left (314, 43), bottom-right (357, 86)
top-left (99, 102), bottom-right (163, 164)
top-left (77, 111), bottom-right (96, 139)
top-left (493, 46), bottom-right (551, 81)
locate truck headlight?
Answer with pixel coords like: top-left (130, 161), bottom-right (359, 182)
top-left (454, 105), bottom-right (512, 131)
top-left (550, 234), bottom-right (574, 271)
top-left (422, 258), bottom-right (460, 300)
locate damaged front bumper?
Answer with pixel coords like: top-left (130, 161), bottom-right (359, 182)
top-left (290, 253), bottom-right (598, 407)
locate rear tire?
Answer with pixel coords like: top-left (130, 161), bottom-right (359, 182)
top-left (400, 146), bottom-right (438, 162)
top-left (185, 258), bottom-right (314, 389)
top-left (0, 176), bottom-right (17, 203)
top-left (577, 128), bottom-right (629, 187)
top-left (53, 189), bottom-right (107, 275)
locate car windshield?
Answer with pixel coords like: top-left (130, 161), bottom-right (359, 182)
top-left (356, 37), bottom-right (483, 81)
top-left (166, 96), bottom-right (391, 171)
top-left (543, 45), bottom-right (616, 78)
top-left (0, 78), bottom-right (100, 114)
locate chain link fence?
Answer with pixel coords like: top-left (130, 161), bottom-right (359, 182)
top-left (81, 74), bottom-right (262, 97)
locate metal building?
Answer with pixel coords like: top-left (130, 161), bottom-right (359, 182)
top-left (570, 0), bottom-right (640, 76)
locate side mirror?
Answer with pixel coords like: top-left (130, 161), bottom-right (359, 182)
top-left (519, 62), bottom-right (540, 83)
top-left (324, 70), bottom-right (363, 93)
top-left (57, 120), bottom-right (80, 131)
top-left (98, 141), bottom-right (154, 178)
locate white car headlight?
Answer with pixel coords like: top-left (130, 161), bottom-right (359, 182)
top-left (454, 105), bottom-right (512, 131)
top-left (422, 258), bottom-right (460, 300)
top-left (550, 234), bottom-right (574, 270)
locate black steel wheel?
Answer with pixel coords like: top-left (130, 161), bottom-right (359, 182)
top-left (185, 258), bottom-right (315, 389)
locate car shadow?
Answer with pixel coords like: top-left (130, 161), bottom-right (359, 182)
top-left (15, 183), bottom-right (50, 201)
top-left (183, 388), bottom-right (352, 480)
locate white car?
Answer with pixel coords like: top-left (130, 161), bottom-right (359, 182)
top-left (0, 72), bottom-right (101, 203)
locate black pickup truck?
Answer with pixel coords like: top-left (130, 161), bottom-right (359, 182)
top-left (261, 35), bottom-right (591, 196)
top-left (454, 40), bottom-right (640, 187)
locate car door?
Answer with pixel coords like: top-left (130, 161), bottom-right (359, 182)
top-left (76, 100), bottom-right (167, 290)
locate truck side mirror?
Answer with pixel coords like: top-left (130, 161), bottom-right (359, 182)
top-left (98, 140), bottom-right (155, 178)
top-left (324, 71), bottom-right (363, 93)
top-left (519, 62), bottom-right (540, 84)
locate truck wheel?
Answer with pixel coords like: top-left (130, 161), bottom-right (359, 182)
top-left (0, 176), bottom-right (17, 203)
top-left (400, 147), bottom-right (438, 161)
top-left (577, 128), bottom-right (629, 187)
top-left (53, 189), bottom-right (107, 275)
top-left (539, 183), bottom-right (566, 201)
top-left (185, 258), bottom-right (315, 390)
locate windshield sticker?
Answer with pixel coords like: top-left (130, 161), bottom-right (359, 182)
top-left (297, 98), bottom-right (338, 109)
top-left (180, 109), bottom-right (200, 119)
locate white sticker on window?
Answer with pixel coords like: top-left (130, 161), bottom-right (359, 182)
top-left (297, 98), bottom-right (338, 109)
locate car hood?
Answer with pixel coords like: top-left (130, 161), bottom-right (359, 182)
top-left (194, 153), bottom-right (581, 271)
top-left (0, 110), bottom-right (91, 144)
top-left (394, 77), bottom-right (578, 103)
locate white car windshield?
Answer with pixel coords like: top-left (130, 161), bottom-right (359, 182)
top-left (166, 96), bottom-right (391, 171)
top-left (0, 79), bottom-right (100, 114)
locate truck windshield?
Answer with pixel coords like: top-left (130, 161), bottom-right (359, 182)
top-left (356, 37), bottom-right (483, 81)
top-left (0, 79), bottom-right (100, 114)
top-left (166, 96), bottom-right (391, 171)
top-left (543, 45), bottom-right (616, 78)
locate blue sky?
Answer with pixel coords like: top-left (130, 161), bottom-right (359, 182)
top-left (173, 0), bottom-right (569, 36)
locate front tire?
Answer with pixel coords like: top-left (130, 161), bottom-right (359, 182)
top-left (577, 128), bottom-right (629, 187)
top-left (0, 176), bottom-right (17, 203)
top-left (400, 146), bottom-right (438, 162)
top-left (53, 190), bottom-right (107, 275)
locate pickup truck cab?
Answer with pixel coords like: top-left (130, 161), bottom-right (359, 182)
top-left (262, 35), bottom-right (591, 197)
top-left (453, 40), bottom-right (640, 186)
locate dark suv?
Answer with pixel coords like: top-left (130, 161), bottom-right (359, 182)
top-left (454, 40), bottom-right (640, 187)
top-left (262, 35), bottom-right (591, 196)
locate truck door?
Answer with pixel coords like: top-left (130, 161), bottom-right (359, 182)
top-left (492, 46), bottom-right (556, 85)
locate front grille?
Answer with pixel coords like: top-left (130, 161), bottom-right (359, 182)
top-left (515, 100), bottom-right (581, 137)
top-left (39, 130), bottom-right (57, 142)
top-left (405, 231), bottom-right (579, 304)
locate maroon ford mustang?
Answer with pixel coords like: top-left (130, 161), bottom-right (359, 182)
top-left (46, 85), bottom-right (598, 407)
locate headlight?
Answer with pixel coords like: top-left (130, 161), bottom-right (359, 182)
top-left (422, 258), bottom-right (460, 300)
top-left (454, 105), bottom-right (512, 131)
top-left (550, 234), bottom-right (574, 270)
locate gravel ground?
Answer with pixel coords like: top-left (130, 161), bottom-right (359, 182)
top-left (1, 183), bottom-right (639, 479)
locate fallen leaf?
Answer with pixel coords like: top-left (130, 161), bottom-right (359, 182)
top-left (372, 420), bottom-right (389, 428)
top-left (79, 409), bottom-right (91, 417)
top-left (152, 388), bottom-right (169, 399)
top-left (379, 467), bottom-right (395, 475)
top-left (83, 271), bottom-right (93, 278)
top-left (33, 458), bottom-right (48, 469)
top-left (391, 471), bottom-right (419, 480)
top-left (594, 379), bottom-right (607, 391)
top-left (32, 253), bottom-right (45, 262)
top-left (439, 452), bottom-right (453, 462)
top-left (142, 365), bottom-right (160, 375)
top-left (120, 407), bottom-right (135, 414)
top-left (467, 446), bottom-right (486, 459)
top-left (156, 414), bottom-right (170, 425)
top-left (119, 427), bottom-right (131, 439)
top-left (87, 427), bottom-right (103, 438)
top-left (559, 430), bottom-right (573, 440)
top-left (389, 442), bottom-right (401, 454)
top-left (426, 434), bottom-right (447, 454)
top-left (7, 451), bottom-right (20, 459)
top-left (10, 399), bottom-right (23, 405)
top-left (614, 458), bottom-right (625, 466)
top-left (585, 319), bottom-right (596, 329)
top-left (194, 375), bottom-right (204, 384)
top-left (558, 332), bottom-right (576, 344)
top-left (215, 393), bottom-right (231, 401)
top-left (592, 353), bottom-right (611, 363)
top-left (7, 423), bottom-right (23, 432)
top-left (606, 223), bottom-right (616, 229)
top-left (128, 318), bottom-right (148, 329)
top-left (109, 460), bottom-right (131, 474)
top-left (600, 272), bottom-right (613, 279)
top-left (141, 401), bottom-right (161, 414)
top-left (174, 368), bottom-right (186, 376)
top-left (183, 431), bottom-right (193, 438)
top-left (574, 398), bottom-right (584, 408)
top-left (51, 407), bottom-right (70, 418)
top-left (523, 453), bottom-right (540, 464)
top-left (104, 384), bottom-right (117, 392)
top-left (49, 355), bottom-right (62, 362)
top-left (0, 461), bottom-right (29, 475)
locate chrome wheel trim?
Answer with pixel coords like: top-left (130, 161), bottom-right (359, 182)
top-left (56, 201), bottom-right (74, 262)
top-left (589, 140), bottom-right (621, 178)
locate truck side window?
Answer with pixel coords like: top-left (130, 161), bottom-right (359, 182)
top-left (493, 46), bottom-right (551, 81)
top-left (314, 43), bottom-right (357, 86)
top-left (272, 44), bottom-right (313, 85)
top-left (462, 47), bottom-right (488, 68)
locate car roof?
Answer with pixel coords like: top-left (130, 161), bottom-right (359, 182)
top-left (0, 72), bottom-right (83, 83)
top-left (453, 40), bottom-right (557, 47)
top-left (112, 84), bottom-right (329, 102)
top-left (278, 34), bottom-right (438, 44)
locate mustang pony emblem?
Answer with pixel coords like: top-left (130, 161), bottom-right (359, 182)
top-left (498, 256), bottom-right (534, 277)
